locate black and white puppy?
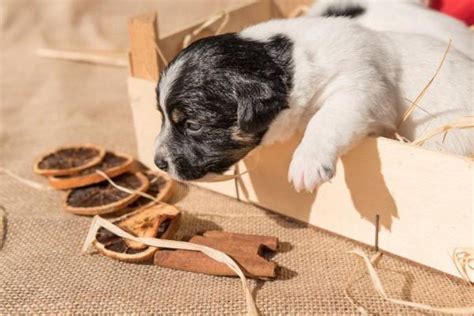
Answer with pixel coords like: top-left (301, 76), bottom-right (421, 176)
top-left (308, 0), bottom-right (474, 58)
top-left (155, 17), bottom-right (473, 193)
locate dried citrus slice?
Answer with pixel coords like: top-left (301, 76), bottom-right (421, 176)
top-left (48, 151), bottom-right (134, 190)
top-left (122, 170), bottom-right (174, 210)
top-left (64, 172), bottom-right (149, 216)
top-left (33, 144), bottom-right (106, 176)
top-left (93, 203), bottom-right (181, 262)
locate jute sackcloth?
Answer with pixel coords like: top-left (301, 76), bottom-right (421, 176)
top-left (1, 1), bottom-right (473, 314)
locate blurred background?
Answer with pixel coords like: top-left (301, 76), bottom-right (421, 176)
top-left (0, 0), bottom-right (252, 179)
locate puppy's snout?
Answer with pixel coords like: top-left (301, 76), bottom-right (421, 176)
top-left (154, 155), bottom-right (169, 172)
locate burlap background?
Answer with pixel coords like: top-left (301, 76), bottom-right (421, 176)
top-left (1, 0), bottom-right (473, 314)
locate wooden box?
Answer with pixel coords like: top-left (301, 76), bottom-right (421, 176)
top-left (127, 0), bottom-right (473, 280)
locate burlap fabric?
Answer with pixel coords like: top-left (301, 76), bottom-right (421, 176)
top-left (1, 1), bottom-right (473, 314)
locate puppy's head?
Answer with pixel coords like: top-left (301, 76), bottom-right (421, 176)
top-left (154, 33), bottom-right (293, 181)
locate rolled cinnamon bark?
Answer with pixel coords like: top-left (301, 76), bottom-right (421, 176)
top-left (154, 250), bottom-right (277, 279)
top-left (202, 231), bottom-right (278, 251)
top-left (189, 235), bottom-right (262, 256)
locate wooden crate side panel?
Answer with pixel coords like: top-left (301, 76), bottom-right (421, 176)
top-left (238, 136), bottom-right (473, 277)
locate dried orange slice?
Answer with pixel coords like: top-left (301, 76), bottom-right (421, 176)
top-left (64, 172), bottom-right (149, 216)
top-left (122, 170), bottom-right (174, 210)
top-left (48, 151), bottom-right (134, 190)
top-left (34, 144), bottom-right (106, 176)
top-left (93, 203), bottom-right (181, 262)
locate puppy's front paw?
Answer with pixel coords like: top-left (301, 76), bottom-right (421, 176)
top-left (288, 146), bottom-right (336, 193)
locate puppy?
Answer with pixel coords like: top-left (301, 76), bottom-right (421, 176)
top-left (154, 17), bottom-right (473, 193)
top-left (307, 0), bottom-right (474, 58)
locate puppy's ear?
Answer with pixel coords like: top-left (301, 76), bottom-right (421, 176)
top-left (237, 80), bottom-right (287, 134)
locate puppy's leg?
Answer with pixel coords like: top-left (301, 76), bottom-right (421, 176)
top-left (288, 93), bottom-right (388, 193)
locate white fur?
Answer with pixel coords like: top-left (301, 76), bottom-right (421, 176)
top-left (155, 56), bottom-right (189, 178)
top-left (241, 17), bottom-right (473, 192)
top-left (307, 0), bottom-right (474, 58)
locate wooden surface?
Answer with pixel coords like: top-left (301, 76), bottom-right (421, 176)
top-left (128, 12), bottom-right (161, 81)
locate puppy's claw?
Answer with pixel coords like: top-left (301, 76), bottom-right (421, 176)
top-left (288, 146), bottom-right (336, 193)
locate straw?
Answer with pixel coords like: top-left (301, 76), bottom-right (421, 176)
top-left (397, 40), bottom-right (452, 128)
top-left (348, 249), bottom-right (474, 314)
top-left (287, 5), bottom-right (309, 18)
top-left (182, 11), bottom-right (230, 49)
top-left (36, 48), bottom-right (128, 67)
top-left (412, 116), bottom-right (474, 146)
top-left (0, 167), bottom-right (53, 191)
top-left (452, 248), bottom-right (474, 283)
top-left (95, 170), bottom-right (160, 202)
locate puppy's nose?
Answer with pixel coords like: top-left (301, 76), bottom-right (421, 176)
top-left (154, 156), bottom-right (169, 172)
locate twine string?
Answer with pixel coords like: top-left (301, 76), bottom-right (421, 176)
top-left (348, 249), bottom-right (474, 314)
top-left (82, 215), bottom-right (259, 316)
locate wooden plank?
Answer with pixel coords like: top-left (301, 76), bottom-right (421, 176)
top-left (236, 136), bottom-right (474, 279)
top-left (128, 12), bottom-right (162, 81)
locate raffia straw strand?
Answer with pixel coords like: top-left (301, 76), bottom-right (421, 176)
top-left (186, 212), bottom-right (269, 218)
top-left (404, 97), bottom-right (438, 119)
top-left (95, 170), bottom-right (159, 202)
top-left (398, 40), bottom-right (452, 128)
top-left (288, 5), bottom-right (309, 18)
top-left (0, 167), bottom-right (53, 190)
top-left (153, 10), bottom-right (230, 72)
top-left (343, 252), bottom-right (380, 315)
top-left (153, 41), bottom-right (169, 66)
top-left (412, 116), bottom-right (474, 145)
top-left (452, 248), bottom-right (474, 283)
top-left (182, 11), bottom-right (230, 49)
top-left (36, 48), bottom-right (128, 67)
top-left (394, 132), bottom-right (410, 143)
top-left (349, 249), bottom-right (474, 314)
top-left (97, 171), bottom-right (265, 220)
top-left (82, 216), bottom-right (259, 316)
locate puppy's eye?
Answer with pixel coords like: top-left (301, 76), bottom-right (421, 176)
top-left (185, 121), bottom-right (202, 132)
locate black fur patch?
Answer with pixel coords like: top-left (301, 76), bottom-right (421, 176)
top-left (155, 33), bottom-right (294, 180)
top-left (322, 4), bottom-right (365, 18)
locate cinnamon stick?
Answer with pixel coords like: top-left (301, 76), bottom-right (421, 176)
top-left (203, 231), bottom-right (278, 251)
top-left (189, 235), bottom-right (262, 257)
top-left (154, 250), bottom-right (277, 279)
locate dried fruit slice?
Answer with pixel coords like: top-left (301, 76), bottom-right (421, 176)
top-left (122, 170), bottom-right (174, 210)
top-left (94, 203), bottom-right (181, 262)
top-left (33, 144), bottom-right (106, 176)
top-left (48, 151), bottom-right (134, 190)
top-left (64, 172), bottom-right (149, 216)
